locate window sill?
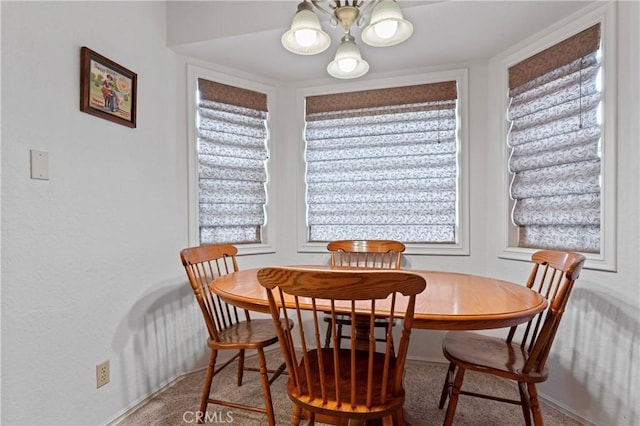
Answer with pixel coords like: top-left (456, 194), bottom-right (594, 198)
top-left (499, 246), bottom-right (616, 272)
top-left (236, 243), bottom-right (276, 256)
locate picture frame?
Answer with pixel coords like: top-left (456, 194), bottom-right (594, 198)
top-left (80, 47), bottom-right (137, 128)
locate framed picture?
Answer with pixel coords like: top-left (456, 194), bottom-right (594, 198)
top-left (80, 47), bottom-right (137, 128)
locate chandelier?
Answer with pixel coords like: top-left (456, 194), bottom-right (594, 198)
top-left (282, 0), bottom-right (414, 79)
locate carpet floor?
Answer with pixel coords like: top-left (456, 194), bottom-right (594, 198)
top-left (116, 349), bottom-right (585, 426)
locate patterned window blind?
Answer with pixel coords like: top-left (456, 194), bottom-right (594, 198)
top-left (507, 24), bottom-right (601, 253)
top-left (305, 82), bottom-right (459, 243)
top-left (196, 79), bottom-right (269, 244)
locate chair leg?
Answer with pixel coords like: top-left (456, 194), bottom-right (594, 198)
top-left (442, 366), bottom-right (465, 426)
top-left (391, 406), bottom-right (405, 425)
top-left (199, 350), bottom-right (218, 421)
top-left (438, 362), bottom-right (456, 409)
top-left (336, 323), bottom-right (343, 349)
top-left (237, 349), bottom-right (245, 386)
top-left (324, 321), bottom-right (333, 349)
top-left (256, 348), bottom-right (276, 426)
top-left (527, 383), bottom-right (544, 426)
top-left (518, 382), bottom-right (532, 426)
top-left (292, 404), bottom-right (302, 426)
top-left (269, 360), bottom-right (288, 385)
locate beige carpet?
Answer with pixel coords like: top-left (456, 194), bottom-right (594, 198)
top-left (116, 349), bottom-right (585, 426)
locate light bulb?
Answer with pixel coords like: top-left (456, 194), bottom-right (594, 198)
top-left (338, 58), bottom-right (357, 73)
top-left (294, 29), bottom-right (317, 47)
top-left (374, 20), bottom-right (398, 39)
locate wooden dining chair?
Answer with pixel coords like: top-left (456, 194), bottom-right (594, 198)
top-left (328, 239), bottom-right (405, 269)
top-left (324, 239), bottom-right (406, 348)
top-left (257, 266), bottom-right (426, 426)
top-left (180, 244), bottom-right (289, 426)
top-left (438, 250), bottom-right (586, 426)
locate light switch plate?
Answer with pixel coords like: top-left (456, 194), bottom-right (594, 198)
top-left (30, 150), bottom-right (49, 180)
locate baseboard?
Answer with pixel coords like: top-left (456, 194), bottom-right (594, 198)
top-left (406, 353), bottom-right (450, 364)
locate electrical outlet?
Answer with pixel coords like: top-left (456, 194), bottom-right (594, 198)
top-left (96, 360), bottom-right (110, 388)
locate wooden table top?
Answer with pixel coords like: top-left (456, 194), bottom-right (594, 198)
top-left (210, 266), bottom-right (547, 331)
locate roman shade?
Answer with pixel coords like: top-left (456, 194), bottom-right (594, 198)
top-left (197, 79), bottom-right (269, 244)
top-left (507, 24), bottom-right (601, 253)
top-left (305, 81), bottom-right (459, 242)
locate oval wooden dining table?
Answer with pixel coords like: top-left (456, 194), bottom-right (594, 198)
top-left (210, 266), bottom-right (547, 331)
top-left (210, 266), bottom-right (547, 425)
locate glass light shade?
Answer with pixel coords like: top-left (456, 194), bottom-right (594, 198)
top-left (361, 0), bottom-right (413, 47)
top-left (282, 9), bottom-right (331, 55)
top-left (327, 37), bottom-right (369, 79)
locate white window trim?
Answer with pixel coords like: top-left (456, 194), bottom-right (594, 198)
top-left (491, 2), bottom-right (617, 271)
top-left (186, 64), bottom-right (276, 255)
top-left (295, 69), bottom-right (470, 255)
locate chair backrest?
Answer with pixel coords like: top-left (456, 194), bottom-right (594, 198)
top-left (257, 267), bottom-right (426, 414)
top-left (509, 250), bottom-right (586, 374)
top-left (327, 240), bottom-right (405, 269)
top-left (180, 244), bottom-right (248, 342)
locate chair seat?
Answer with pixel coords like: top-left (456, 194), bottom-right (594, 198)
top-left (209, 318), bottom-right (291, 349)
top-left (287, 348), bottom-right (404, 418)
top-left (442, 331), bottom-right (548, 382)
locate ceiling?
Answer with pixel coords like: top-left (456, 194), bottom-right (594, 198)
top-left (167, 1), bottom-right (594, 83)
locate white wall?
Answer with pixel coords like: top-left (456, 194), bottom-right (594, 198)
top-left (1, 2), bottom-right (199, 424)
top-left (2, 1), bottom-right (638, 426)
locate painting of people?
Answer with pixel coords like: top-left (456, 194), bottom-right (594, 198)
top-left (80, 47), bottom-right (137, 128)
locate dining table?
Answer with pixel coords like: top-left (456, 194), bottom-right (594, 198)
top-left (209, 265), bottom-right (547, 425)
top-left (210, 265), bottom-right (547, 331)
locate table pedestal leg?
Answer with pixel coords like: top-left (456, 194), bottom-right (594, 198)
top-left (353, 315), bottom-right (372, 351)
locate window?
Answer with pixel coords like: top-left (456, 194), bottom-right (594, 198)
top-left (300, 73), bottom-right (468, 254)
top-left (187, 65), bottom-right (274, 252)
top-left (497, 3), bottom-right (616, 271)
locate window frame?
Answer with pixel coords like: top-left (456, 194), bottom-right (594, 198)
top-left (493, 2), bottom-right (617, 271)
top-left (186, 64), bottom-right (276, 255)
top-left (296, 69), bottom-right (470, 255)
